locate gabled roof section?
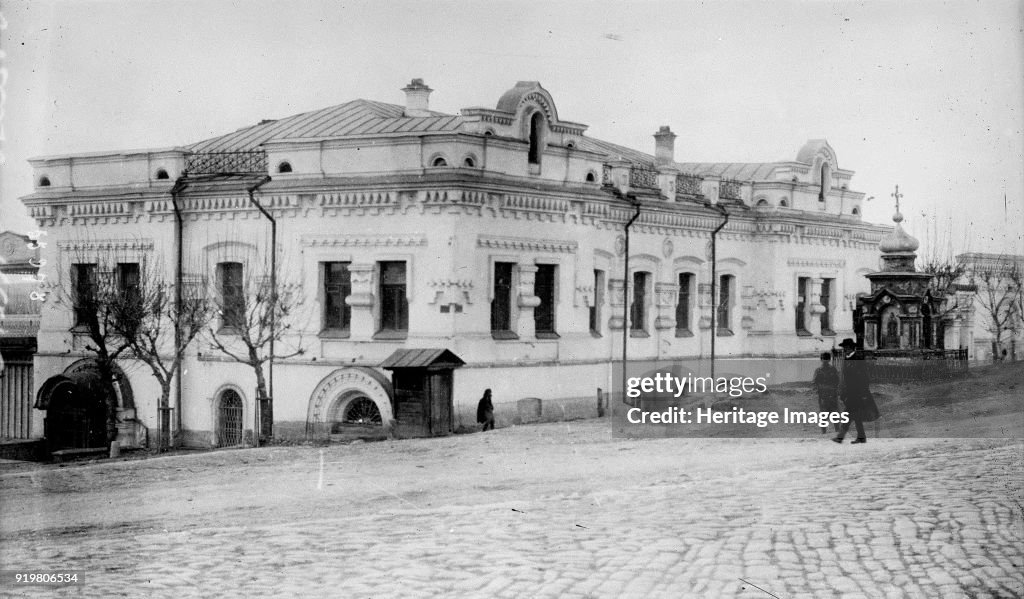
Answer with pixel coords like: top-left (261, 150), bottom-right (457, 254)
top-left (380, 348), bottom-right (466, 370)
top-left (187, 99), bottom-right (463, 152)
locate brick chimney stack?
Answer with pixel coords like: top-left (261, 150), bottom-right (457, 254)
top-left (654, 125), bottom-right (677, 166)
top-left (402, 79), bottom-right (433, 117)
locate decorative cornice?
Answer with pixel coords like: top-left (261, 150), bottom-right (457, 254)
top-left (57, 238), bottom-right (155, 253)
top-left (301, 234), bottom-right (427, 248)
top-left (477, 235), bottom-right (578, 254)
top-left (787, 258), bottom-right (846, 269)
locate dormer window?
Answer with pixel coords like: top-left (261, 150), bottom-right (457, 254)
top-left (277, 161), bottom-right (293, 173)
top-left (528, 112), bottom-right (544, 166)
top-left (155, 169), bottom-right (169, 180)
top-left (38, 176), bottom-right (51, 187)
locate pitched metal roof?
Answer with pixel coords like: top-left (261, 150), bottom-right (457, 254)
top-left (574, 137), bottom-right (656, 167)
top-left (676, 162), bottom-right (778, 181)
top-left (187, 99), bottom-right (464, 152)
top-left (380, 348), bottom-right (466, 369)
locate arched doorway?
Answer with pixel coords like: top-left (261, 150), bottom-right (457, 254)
top-left (216, 389), bottom-right (245, 447)
top-left (37, 372), bottom-right (108, 450)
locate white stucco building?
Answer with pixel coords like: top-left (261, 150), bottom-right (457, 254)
top-left (20, 79), bottom-right (890, 448)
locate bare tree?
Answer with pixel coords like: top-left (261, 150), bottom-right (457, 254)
top-left (968, 257), bottom-right (1021, 360)
top-left (111, 256), bottom-right (213, 449)
top-left (206, 256), bottom-right (306, 442)
top-left (52, 246), bottom-right (137, 445)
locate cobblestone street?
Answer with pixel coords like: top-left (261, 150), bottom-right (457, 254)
top-left (1, 420), bottom-right (1022, 598)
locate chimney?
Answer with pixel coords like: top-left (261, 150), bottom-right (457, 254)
top-left (402, 78), bottom-right (433, 117)
top-left (653, 125), bottom-right (676, 166)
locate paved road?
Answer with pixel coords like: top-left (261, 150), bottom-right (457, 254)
top-left (1, 421), bottom-right (1022, 598)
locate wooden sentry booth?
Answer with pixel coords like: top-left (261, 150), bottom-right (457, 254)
top-left (380, 349), bottom-right (465, 438)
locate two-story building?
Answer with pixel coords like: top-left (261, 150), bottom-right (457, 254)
top-left (20, 79), bottom-right (889, 448)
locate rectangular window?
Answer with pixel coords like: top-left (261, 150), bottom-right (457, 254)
top-left (717, 274), bottom-right (733, 334)
top-left (821, 278), bottom-right (834, 335)
top-left (676, 272), bottom-right (693, 336)
top-left (379, 261), bottom-right (408, 333)
top-left (72, 263), bottom-right (97, 327)
top-left (491, 262), bottom-right (514, 335)
top-left (116, 262), bottom-right (142, 331)
top-left (589, 269), bottom-right (605, 335)
top-left (796, 276), bottom-right (810, 334)
top-left (534, 264), bottom-right (557, 336)
top-left (117, 263), bottom-right (140, 301)
top-left (323, 262), bottom-right (351, 331)
top-left (218, 262), bottom-right (245, 331)
top-left (630, 271), bottom-right (648, 334)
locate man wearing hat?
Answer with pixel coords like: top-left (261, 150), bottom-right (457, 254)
top-left (834, 338), bottom-right (880, 444)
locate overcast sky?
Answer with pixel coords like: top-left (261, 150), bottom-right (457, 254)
top-left (1, 0), bottom-right (1021, 256)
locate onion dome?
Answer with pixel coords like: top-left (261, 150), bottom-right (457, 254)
top-left (879, 211), bottom-right (919, 254)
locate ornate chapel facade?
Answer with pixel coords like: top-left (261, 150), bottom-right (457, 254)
top-left (20, 79), bottom-right (890, 448)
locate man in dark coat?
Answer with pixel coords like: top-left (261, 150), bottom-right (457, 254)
top-left (834, 338), bottom-right (879, 444)
top-left (812, 352), bottom-right (841, 434)
top-left (476, 389), bottom-right (495, 432)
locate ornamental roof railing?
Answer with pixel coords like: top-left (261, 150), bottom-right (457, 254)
top-left (719, 178), bottom-right (743, 201)
top-left (184, 151), bottom-right (268, 176)
top-left (676, 173), bottom-right (703, 196)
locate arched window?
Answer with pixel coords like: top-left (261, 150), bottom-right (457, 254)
top-left (585, 171), bottom-right (597, 183)
top-left (756, 198), bottom-right (769, 207)
top-left (484, 129), bottom-right (494, 137)
top-left (277, 161), bottom-right (293, 173)
top-left (38, 176), bottom-right (51, 187)
top-left (431, 156), bottom-right (448, 167)
top-left (779, 198), bottom-right (789, 208)
top-left (819, 162), bottom-right (831, 201)
top-left (216, 389), bottom-right (244, 447)
top-left (852, 207), bottom-right (860, 216)
top-left (566, 141), bottom-right (576, 149)
top-left (463, 156), bottom-right (476, 168)
top-left (528, 112), bottom-right (544, 166)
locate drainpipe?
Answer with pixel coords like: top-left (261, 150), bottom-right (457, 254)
top-left (169, 176), bottom-right (189, 450)
top-left (247, 176), bottom-right (274, 444)
top-left (621, 194), bottom-right (641, 405)
top-left (709, 204), bottom-right (729, 380)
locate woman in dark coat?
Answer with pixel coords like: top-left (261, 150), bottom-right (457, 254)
top-left (834, 338), bottom-right (880, 444)
top-left (476, 389), bottom-right (495, 432)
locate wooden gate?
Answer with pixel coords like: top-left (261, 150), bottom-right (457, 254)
top-left (217, 390), bottom-right (244, 447)
top-left (1, 356), bottom-right (34, 439)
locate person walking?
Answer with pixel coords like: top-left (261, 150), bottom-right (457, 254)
top-left (812, 351), bottom-right (841, 434)
top-left (476, 388), bottom-right (495, 432)
top-left (833, 338), bottom-right (880, 444)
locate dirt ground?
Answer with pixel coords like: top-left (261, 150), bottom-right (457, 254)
top-left (0, 362), bottom-right (1021, 598)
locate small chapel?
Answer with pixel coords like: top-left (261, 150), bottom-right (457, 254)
top-left (853, 186), bottom-right (945, 352)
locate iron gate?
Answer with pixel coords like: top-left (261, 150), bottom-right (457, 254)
top-left (217, 390), bottom-right (244, 447)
